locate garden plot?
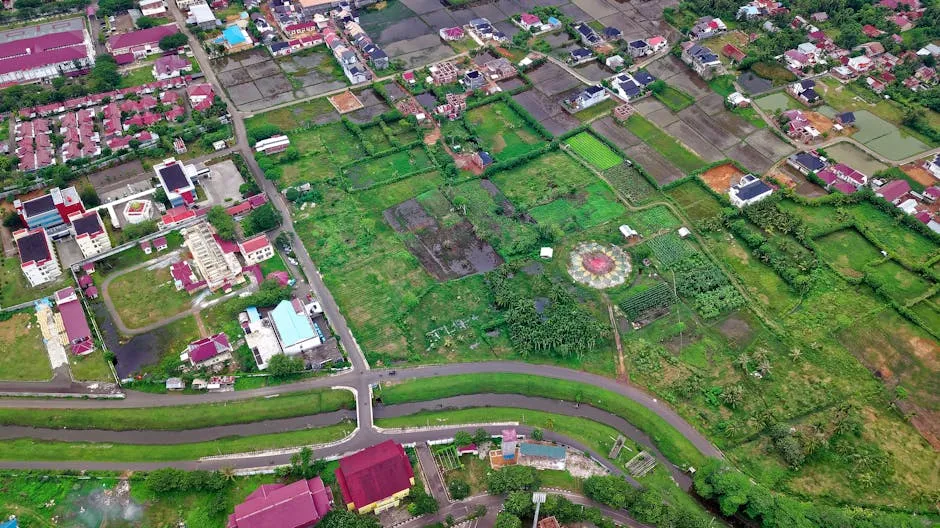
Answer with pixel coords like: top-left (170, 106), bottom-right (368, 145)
top-left (384, 196), bottom-right (502, 281)
top-left (465, 101), bottom-right (547, 161)
top-left (490, 151), bottom-right (597, 209)
top-left (565, 131), bottom-right (623, 170)
top-left (814, 229), bottom-right (882, 278)
top-left (665, 180), bottom-right (724, 222)
top-left (530, 182), bottom-right (625, 232)
top-left (624, 205), bottom-right (681, 236)
top-left (447, 179), bottom-right (540, 259)
top-left (280, 122), bottom-right (366, 186)
top-left (603, 162), bottom-right (658, 204)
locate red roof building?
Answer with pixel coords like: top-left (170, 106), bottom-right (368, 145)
top-left (107, 24), bottom-right (180, 56)
top-left (228, 478), bottom-right (332, 528)
top-left (721, 43), bottom-right (746, 62)
top-left (0, 19), bottom-right (94, 85)
top-left (185, 333), bottom-right (233, 367)
top-left (862, 24), bottom-right (884, 38)
top-left (161, 205), bottom-right (197, 228)
top-left (336, 440), bottom-right (415, 514)
top-left (54, 287), bottom-right (94, 355)
top-left (876, 179), bottom-right (911, 203)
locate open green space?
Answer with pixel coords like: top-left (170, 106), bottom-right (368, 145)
top-left (0, 423), bottom-right (353, 462)
top-left (814, 229), bottom-right (882, 278)
top-left (0, 256), bottom-right (70, 308)
top-left (867, 260), bottom-right (933, 304)
top-left (603, 163), bottom-right (658, 204)
top-left (0, 312), bottom-right (52, 381)
top-left (244, 97), bottom-right (336, 131)
top-left (119, 65), bottom-right (156, 88)
top-left (565, 131), bottom-right (623, 170)
top-left (69, 350), bottom-right (115, 382)
top-left (107, 265), bottom-right (194, 329)
top-left (530, 182), bottom-right (625, 232)
top-left (573, 98), bottom-right (617, 123)
top-left (489, 151), bottom-right (596, 209)
top-left (653, 85), bottom-right (695, 112)
top-left (623, 114), bottom-right (706, 173)
top-left (379, 373), bottom-right (706, 467)
top-left (465, 101), bottom-right (547, 160)
top-left (624, 205), bottom-right (682, 236)
top-left (344, 147), bottom-right (434, 190)
top-left (0, 388), bottom-right (353, 431)
top-left (446, 179), bottom-right (540, 258)
top-left (851, 203), bottom-right (939, 264)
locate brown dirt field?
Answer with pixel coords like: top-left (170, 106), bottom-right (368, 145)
top-left (452, 153), bottom-right (483, 175)
top-left (901, 162), bottom-right (936, 187)
top-left (700, 162), bottom-right (746, 193)
top-left (805, 111), bottom-right (833, 134)
top-left (424, 126), bottom-right (441, 146)
top-left (328, 91), bottom-right (364, 114)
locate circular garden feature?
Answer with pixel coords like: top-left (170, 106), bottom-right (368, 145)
top-left (567, 242), bottom-right (632, 289)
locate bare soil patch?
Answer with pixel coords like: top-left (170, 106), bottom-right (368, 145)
top-left (700, 162), bottom-right (746, 193)
top-left (805, 111), bottom-right (834, 134)
top-left (328, 91), bottom-right (365, 114)
top-left (901, 162), bottom-right (936, 187)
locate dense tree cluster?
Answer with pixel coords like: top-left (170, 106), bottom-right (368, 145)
top-left (485, 465), bottom-right (541, 494)
top-left (207, 205), bottom-right (237, 240)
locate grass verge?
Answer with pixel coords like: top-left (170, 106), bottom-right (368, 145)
top-left (0, 388), bottom-right (354, 431)
top-left (378, 373), bottom-right (706, 467)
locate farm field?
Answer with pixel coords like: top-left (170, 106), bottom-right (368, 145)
top-left (604, 163), bottom-right (658, 204)
top-left (814, 229), bottom-right (882, 278)
top-left (490, 151), bottom-right (596, 208)
top-left (530, 182), bottom-right (625, 232)
top-left (344, 147), bottom-right (434, 190)
top-left (623, 114), bottom-right (707, 173)
top-left (565, 131), bottom-right (623, 170)
top-left (867, 260), bottom-right (933, 304)
top-left (654, 85), bottom-right (695, 112)
top-left (664, 180), bottom-right (723, 221)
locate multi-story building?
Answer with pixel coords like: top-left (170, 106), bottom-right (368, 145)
top-left (14, 227), bottom-right (62, 287)
top-left (0, 18), bottom-right (95, 86)
top-left (183, 221), bottom-right (242, 291)
top-left (238, 234), bottom-right (274, 265)
top-left (69, 211), bottom-right (112, 259)
top-left (154, 158), bottom-right (197, 206)
top-left (681, 42), bottom-right (723, 80)
top-left (54, 287), bottom-right (94, 355)
top-left (729, 174), bottom-right (773, 208)
top-left (14, 186), bottom-right (85, 236)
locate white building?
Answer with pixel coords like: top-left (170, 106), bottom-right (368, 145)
top-left (140, 0), bottom-right (168, 16)
top-left (14, 227), bottom-right (62, 287)
top-left (182, 221), bottom-right (242, 291)
top-left (0, 18), bottom-right (96, 86)
top-left (254, 135), bottom-right (291, 154)
top-left (729, 174), bottom-right (773, 208)
top-left (69, 211), bottom-right (112, 258)
top-left (238, 234), bottom-right (274, 265)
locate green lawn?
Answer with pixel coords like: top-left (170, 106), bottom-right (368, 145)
top-left (69, 350), bottom-right (114, 382)
top-left (624, 205), bottom-right (682, 236)
top-left (107, 266), bottom-right (194, 329)
top-left (0, 388), bottom-right (353, 430)
top-left (0, 423), bottom-right (353, 462)
top-left (0, 256), bottom-right (71, 308)
top-left (814, 229), bottom-right (883, 278)
top-left (565, 132), bottom-right (623, 170)
top-left (624, 114), bottom-right (706, 173)
top-left (245, 97), bottom-right (337, 132)
top-left (466, 101), bottom-right (547, 161)
top-left (258, 251), bottom-right (289, 277)
top-left (490, 151), bottom-right (596, 209)
top-left (378, 373), bottom-right (707, 467)
top-left (574, 98), bottom-right (617, 123)
top-left (654, 85), bottom-right (695, 112)
top-left (868, 260), bottom-right (933, 304)
top-left (0, 312), bottom-right (52, 381)
top-left (851, 203), bottom-right (939, 265)
top-left (119, 65), bottom-right (156, 88)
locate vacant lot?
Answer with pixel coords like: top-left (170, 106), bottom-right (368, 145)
top-left (530, 182), bottom-right (625, 232)
top-left (245, 97), bottom-right (338, 132)
top-left (0, 312), bottom-right (52, 381)
top-left (868, 260), bottom-right (933, 304)
top-left (665, 180), bottom-right (724, 222)
top-left (815, 229), bottom-right (882, 278)
top-left (107, 266), bottom-right (193, 330)
top-left (465, 101), bottom-right (546, 161)
top-left (490, 151), bottom-right (596, 209)
top-left (345, 147), bottom-right (434, 190)
top-left (700, 163), bottom-right (746, 194)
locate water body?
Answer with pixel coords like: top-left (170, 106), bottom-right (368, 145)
top-left (92, 303), bottom-right (174, 378)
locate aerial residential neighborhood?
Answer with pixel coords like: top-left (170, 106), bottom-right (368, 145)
top-left (0, 0), bottom-right (937, 526)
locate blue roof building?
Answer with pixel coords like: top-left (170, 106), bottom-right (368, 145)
top-left (270, 299), bottom-right (321, 354)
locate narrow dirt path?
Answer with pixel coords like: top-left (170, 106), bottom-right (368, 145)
top-left (606, 299), bottom-right (627, 380)
top-left (194, 311), bottom-right (208, 338)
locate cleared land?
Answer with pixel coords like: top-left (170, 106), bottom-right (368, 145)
top-left (107, 266), bottom-right (194, 329)
top-left (465, 101), bottom-right (546, 160)
top-left (0, 312), bottom-right (53, 381)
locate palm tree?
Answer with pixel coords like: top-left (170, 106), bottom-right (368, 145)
top-left (757, 358), bottom-right (772, 376)
top-left (220, 466), bottom-right (237, 482)
top-left (789, 348), bottom-right (802, 361)
top-left (736, 353), bottom-right (750, 372)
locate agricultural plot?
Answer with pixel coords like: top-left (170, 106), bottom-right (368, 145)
top-left (868, 261), bottom-right (933, 304)
top-left (446, 179), bottom-right (540, 259)
top-left (647, 233), bottom-right (695, 268)
top-left (565, 132), bottom-right (623, 170)
top-left (530, 182), bottom-right (625, 232)
top-left (624, 114), bottom-right (707, 174)
top-left (280, 122), bottom-right (366, 186)
top-left (654, 85), bottom-right (695, 112)
top-left (665, 181), bottom-right (724, 221)
top-left (603, 163), bottom-right (658, 204)
top-left (490, 151), bottom-right (596, 209)
top-left (851, 203), bottom-right (939, 264)
top-left (344, 147), bottom-right (435, 190)
top-left (619, 282), bottom-right (677, 320)
top-left (465, 101), bottom-right (547, 161)
top-left (814, 229), bottom-right (882, 278)
top-left (625, 206), bottom-right (682, 236)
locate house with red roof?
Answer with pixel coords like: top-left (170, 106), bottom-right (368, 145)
top-left (54, 287), bottom-right (94, 355)
top-left (183, 333), bottom-right (233, 368)
top-left (238, 234), bottom-right (274, 265)
top-left (171, 260), bottom-right (207, 293)
top-left (875, 179), bottom-right (911, 204)
top-left (862, 24), bottom-right (884, 38)
top-left (227, 478), bottom-right (332, 528)
top-left (0, 18), bottom-right (95, 86)
top-left (160, 205), bottom-right (197, 228)
top-left (721, 43), bottom-right (746, 62)
top-left (517, 13), bottom-right (541, 31)
top-left (890, 14), bottom-right (913, 31)
top-left (336, 440), bottom-right (415, 514)
top-left (922, 186), bottom-right (940, 203)
top-left (225, 201), bottom-right (252, 217)
top-left (107, 24), bottom-right (181, 58)
top-left (153, 55), bottom-right (192, 80)
top-left (187, 83), bottom-right (216, 111)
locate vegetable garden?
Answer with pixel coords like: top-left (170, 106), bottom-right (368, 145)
top-left (565, 132), bottom-right (624, 170)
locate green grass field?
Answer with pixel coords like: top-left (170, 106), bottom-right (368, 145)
top-left (69, 350), bottom-right (114, 382)
top-left (665, 180), bottom-right (723, 221)
top-left (625, 205), bottom-right (682, 236)
top-left (466, 101), bottom-right (547, 161)
top-left (107, 266), bottom-right (194, 329)
top-left (0, 388), bottom-right (353, 430)
top-left (654, 85), bottom-right (695, 112)
top-left (814, 229), bottom-right (882, 278)
top-left (490, 151), bottom-right (596, 209)
top-left (565, 132), bottom-right (623, 170)
top-left (245, 97), bottom-right (337, 131)
top-left (574, 98), bottom-right (617, 123)
top-left (530, 182), bottom-right (625, 231)
top-left (378, 373), bottom-right (706, 467)
top-left (868, 260), bottom-right (933, 304)
top-left (0, 257), bottom-right (70, 308)
top-left (851, 203), bottom-right (939, 264)
top-left (0, 312), bottom-right (52, 381)
top-left (344, 147), bottom-right (434, 190)
top-left (624, 114), bottom-right (707, 173)
top-left (0, 423), bottom-right (353, 462)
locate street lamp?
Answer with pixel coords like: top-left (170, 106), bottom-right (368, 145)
top-left (531, 492), bottom-right (547, 528)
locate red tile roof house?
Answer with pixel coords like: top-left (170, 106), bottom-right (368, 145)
top-left (517, 13), bottom-right (541, 31)
top-left (228, 478), bottom-right (333, 528)
top-left (107, 24), bottom-right (181, 58)
top-left (187, 83), bottom-right (216, 111)
top-left (183, 333), bottom-right (233, 369)
top-left (336, 440), bottom-right (415, 514)
top-left (239, 234), bottom-right (274, 265)
top-left (875, 179), bottom-right (911, 204)
top-left (171, 260), bottom-right (207, 293)
top-left (55, 287), bottom-right (94, 355)
top-left (862, 24), bottom-right (884, 38)
top-left (153, 54), bottom-right (193, 81)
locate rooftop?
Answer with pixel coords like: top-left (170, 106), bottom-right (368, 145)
top-left (270, 299), bottom-right (315, 347)
top-left (71, 211), bottom-right (103, 237)
top-left (336, 440), bottom-right (414, 508)
top-left (228, 478), bottom-right (332, 528)
top-left (16, 229), bottom-right (51, 263)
